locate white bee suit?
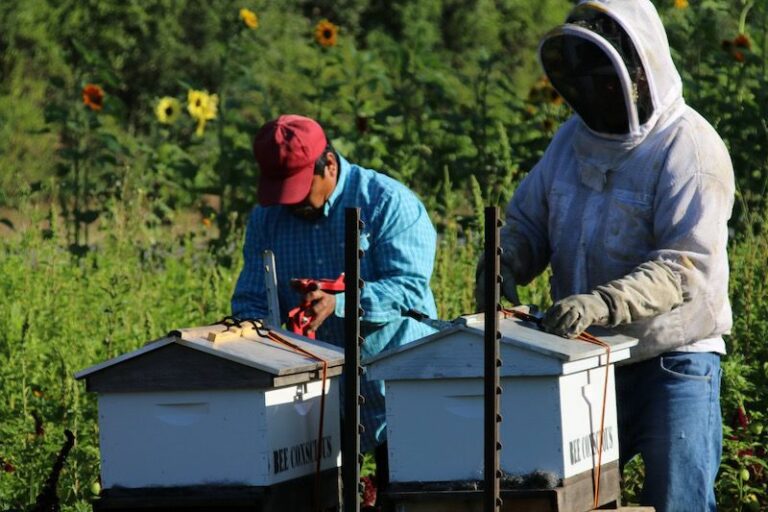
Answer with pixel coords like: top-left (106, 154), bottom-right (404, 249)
top-left (502, 0), bottom-right (735, 362)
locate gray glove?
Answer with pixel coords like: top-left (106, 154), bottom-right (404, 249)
top-left (543, 260), bottom-right (685, 338)
top-left (542, 292), bottom-right (609, 338)
top-left (475, 257), bottom-right (520, 311)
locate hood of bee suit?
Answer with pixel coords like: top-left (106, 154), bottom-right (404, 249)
top-left (538, 0), bottom-right (686, 180)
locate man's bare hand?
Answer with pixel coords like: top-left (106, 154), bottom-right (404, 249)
top-left (303, 290), bottom-right (336, 333)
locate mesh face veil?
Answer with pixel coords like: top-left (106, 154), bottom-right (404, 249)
top-left (567, 4), bottom-right (653, 124)
top-left (541, 34), bottom-right (629, 134)
top-left (540, 4), bottom-right (654, 136)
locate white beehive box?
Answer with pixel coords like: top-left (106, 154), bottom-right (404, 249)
top-left (75, 323), bottom-right (344, 489)
top-left (366, 313), bottom-right (637, 484)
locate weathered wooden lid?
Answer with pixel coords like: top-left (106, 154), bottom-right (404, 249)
top-left (75, 323), bottom-right (345, 392)
top-left (366, 313), bottom-right (638, 379)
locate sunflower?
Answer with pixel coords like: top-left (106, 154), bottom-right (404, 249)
top-left (187, 90), bottom-right (219, 136)
top-left (673, 0), bottom-right (688, 9)
top-left (734, 34), bottom-right (751, 49)
top-left (527, 76), bottom-right (563, 106)
top-left (155, 97), bottom-right (182, 125)
top-left (722, 35), bottom-right (751, 63)
top-left (82, 84), bottom-right (104, 111)
top-left (314, 19), bottom-right (338, 48)
top-left (239, 8), bottom-right (259, 29)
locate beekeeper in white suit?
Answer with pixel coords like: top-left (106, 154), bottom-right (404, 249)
top-left (477, 1), bottom-right (734, 510)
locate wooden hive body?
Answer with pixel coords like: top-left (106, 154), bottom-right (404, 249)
top-left (366, 313), bottom-right (637, 484)
top-left (76, 324), bottom-right (344, 490)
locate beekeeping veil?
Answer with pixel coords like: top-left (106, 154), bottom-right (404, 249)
top-left (539, 0), bottom-right (683, 146)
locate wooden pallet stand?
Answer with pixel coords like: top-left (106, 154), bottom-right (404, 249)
top-left (384, 461), bottom-right (624, 512)
top-left (91, 468), bottom-right (340, 512)
top-left (384, 496), bottom-right (653, 512)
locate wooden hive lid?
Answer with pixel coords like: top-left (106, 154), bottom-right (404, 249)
top-left (171, 323), bottom-right (345, 374)
top-left (365, 313), bottom-right (638, 380)
top-left (75, 323), bottom-right (345, 392)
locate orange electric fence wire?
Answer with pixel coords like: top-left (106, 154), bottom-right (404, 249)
top-left (575, 330), bottom-right (611, 509)
top-left (502, 309), bottom-right (611, 510)
top-left (263, 327), bottom-right (329, 512)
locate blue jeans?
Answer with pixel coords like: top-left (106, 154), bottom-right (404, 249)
top-left (615, 352), bottom-right (722, 512)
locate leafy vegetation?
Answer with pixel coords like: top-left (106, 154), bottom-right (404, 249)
top-left (1, 0), bottom-right (767, 510)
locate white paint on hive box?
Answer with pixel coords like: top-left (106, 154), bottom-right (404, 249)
top-left (365, 313), bottom-right (635, 484)
top-left (560, 366), bottom-right (619, 477)
top-left (98, 379), bottom-right (340, 488)
top-left (384, 367), bottom-right (617, 482)
top-left (386, 378), bottom-right (558, 482)
top-left (75, 323), bottom-right (345, 490)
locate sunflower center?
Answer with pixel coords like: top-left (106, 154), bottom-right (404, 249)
top-left (323, 29), bottom-right (332, 39)
top-left (165, 107), bottom-right (173, 116)
top-left (196, 99), bottom-right (201, 107)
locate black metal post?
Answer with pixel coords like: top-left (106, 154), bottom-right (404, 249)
top-left (484, 206), bottom-right (502, 512)
top-left (343, 208), bottom-right (363, 512)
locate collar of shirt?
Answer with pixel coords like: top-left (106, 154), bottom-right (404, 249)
top-left (323, 154), bottom-right (350, 217)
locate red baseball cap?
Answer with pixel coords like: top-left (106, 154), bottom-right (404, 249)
top-left (253, 115), bottom-right (328, 206)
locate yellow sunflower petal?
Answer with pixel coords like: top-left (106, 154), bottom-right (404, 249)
top-left (187, 89), bottom-right (218, 135)
top-left (239, 8), bottom-right (259, 29)
top-left (155, 97), bottom-right (181, 124)
top-left (203, 94), bottom-right (218, 120)
top-left (188, 89), bottom-right (213, 120)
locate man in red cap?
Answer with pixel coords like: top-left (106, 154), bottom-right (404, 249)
top-left (232, 114), bottom-right (438, 498)
top-left (253, 115), bottom-right (337, 215)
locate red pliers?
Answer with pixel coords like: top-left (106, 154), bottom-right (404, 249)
top-left (287, 273), bottom-right (345, 339)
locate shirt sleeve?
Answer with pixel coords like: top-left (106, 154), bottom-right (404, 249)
top-left (646, 132), bottom-right (735, 337)
top-left (231, 210), bottom-right (270, 320)
top-left (502, 157), bottom-right (552, 285)
top-left (335, 189), bottom-right (437, 324)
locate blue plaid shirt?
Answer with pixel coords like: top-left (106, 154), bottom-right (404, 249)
top-left (232, 155), bottom-right (438, 451)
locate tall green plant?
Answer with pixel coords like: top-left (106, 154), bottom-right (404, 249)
top-left (0, 198), bottom-right (240, 508)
